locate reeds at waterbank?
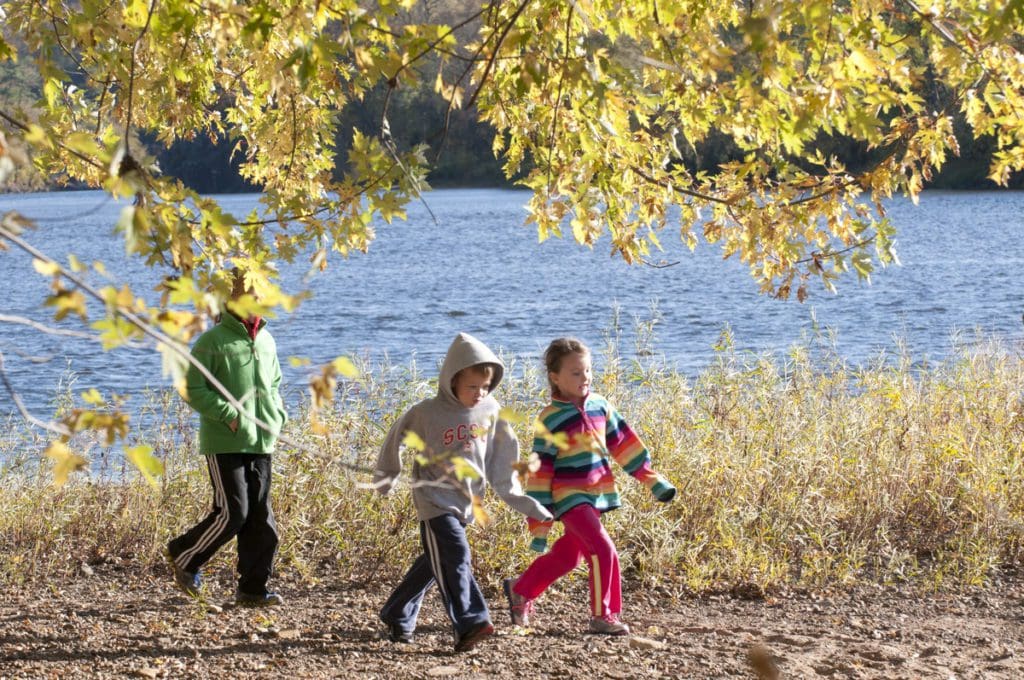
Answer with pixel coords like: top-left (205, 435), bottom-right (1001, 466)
top-left (2, 334), bottom-right (1022, 592)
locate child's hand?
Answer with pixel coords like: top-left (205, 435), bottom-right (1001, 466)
top-left (652, 479), bottom-right (676, 503)
top-left (228, 418), bottom-right (239, 433)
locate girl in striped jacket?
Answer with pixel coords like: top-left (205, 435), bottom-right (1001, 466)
top-left (502, 337), bottom-right (676, 635)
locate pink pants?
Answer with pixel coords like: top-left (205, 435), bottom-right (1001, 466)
top-left (514, 504), bottom-right (621, 617)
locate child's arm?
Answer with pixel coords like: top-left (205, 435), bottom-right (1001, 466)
top-left (605, 404), bottom-right (676, 502)
top-left (184, 336), bottom-right (237, 425)
top-left (484, 419), bottom-right (554, 522)
top-left (524, 432), bottom-right (558, 552)
top-left (372, 410), bottom-right (413, 495)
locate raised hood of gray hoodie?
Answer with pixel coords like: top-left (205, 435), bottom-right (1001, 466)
top-left (436, 332), bottom-right (504, 405)
top-left (373, 332), bottom-right (550, 524)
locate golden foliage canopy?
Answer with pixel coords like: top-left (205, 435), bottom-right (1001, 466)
top-left (2, 0), bottom-right (1024, 478)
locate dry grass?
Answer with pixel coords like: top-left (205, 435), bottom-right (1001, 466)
top-left (2, 336), bottom-right (1023, 593)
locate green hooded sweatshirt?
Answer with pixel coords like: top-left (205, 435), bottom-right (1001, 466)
top-left (184, 313), bottom-right (288, 455)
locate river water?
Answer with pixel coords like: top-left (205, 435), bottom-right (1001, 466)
top-left (1, 188), bottom-right (1022, 416)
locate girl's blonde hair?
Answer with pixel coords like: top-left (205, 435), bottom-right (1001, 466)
top-left (543, 337), bottom-right (591, 394)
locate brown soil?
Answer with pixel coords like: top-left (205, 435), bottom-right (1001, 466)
top-left (2, 564), bottom-right (1022, 679)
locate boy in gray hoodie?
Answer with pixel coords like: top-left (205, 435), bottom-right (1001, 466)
top-left (373, 332), bottom-right (552, 652)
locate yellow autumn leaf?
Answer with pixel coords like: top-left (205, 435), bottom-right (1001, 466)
top-left (533, 420), bottom-right (570, 450)
top-left (471, 495), bottom-right (490, 527)
top-left (331, 356), bottom-right (360, 379)
top-left (499, 407), bottom-right (530, 425)
top-left (32, 258), bottom-right (60, 276)
top-left (44, 441), bottom-right (87, 487)
top-left (125, 444), bottom-right (163, 489)
top-left (451, 456), bottom-right (481, 481)
top-left (80, 388), bottom-right (104, 406)
top-left (403, 430), bottom-right (426, 451)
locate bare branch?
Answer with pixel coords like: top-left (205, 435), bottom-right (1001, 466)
top-left (0, 223), bottom-right (373, 474)
top-left (0, 349), bottom-right (72, 438)
top-left (0, 314), bottom-right (100, 340)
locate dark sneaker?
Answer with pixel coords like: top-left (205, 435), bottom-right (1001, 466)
top-left (380, 620), bottom-right (414, 644)
top-left (453, 621), bottom-right (494, 652)
top-left (502, 577), bottom-right (534, 626)
top-left (164, 548), bottom-right (202, 597)
top-left (235, 590), bottom-right (284, 607)
top-left (588, 613), bottom-right (630, 636)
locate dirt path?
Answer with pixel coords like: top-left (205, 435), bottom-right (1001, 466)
top-left (2, 565), bottom-right (1023, 679)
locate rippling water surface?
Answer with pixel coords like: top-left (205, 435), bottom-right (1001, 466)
top-left (2, 188), bottom-right (1022, 414)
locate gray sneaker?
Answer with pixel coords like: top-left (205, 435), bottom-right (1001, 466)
top-left (588, 614), bottom-right (630, 636)
top-left (502, 577), bottom-right (534, 626)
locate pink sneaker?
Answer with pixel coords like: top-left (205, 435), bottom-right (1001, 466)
top-left (502, 577), bottom-right (535, 626)
top-left (589, 613), bottom-right (630, 635)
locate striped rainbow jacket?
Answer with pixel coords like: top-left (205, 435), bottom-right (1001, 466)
top-left (525, 393), bottom-right (676, 551)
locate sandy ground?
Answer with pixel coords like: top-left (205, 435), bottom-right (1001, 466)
top-left (2, 564), bottom-right (1023, 679)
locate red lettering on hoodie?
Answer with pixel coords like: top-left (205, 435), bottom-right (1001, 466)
top-left (442, 423), bottom-right (487, 447)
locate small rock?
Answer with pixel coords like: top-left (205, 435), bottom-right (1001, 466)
top-left (629, 636), bottom-right (667, 651)
top-left (274, 628), bottom-right (301, 640)
top-left (206, 604), bottom-right (223, 614)
top-left (80, 563), bottom-right (94, 577)
top-left (134, 668), bottom-right (158, 679)
top-left (427, 666), bottom-right (461, 677)
top-left (747, 644), bottom-right (780, 680)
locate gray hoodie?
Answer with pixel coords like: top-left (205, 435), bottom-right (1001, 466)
top-left (373, 332), bottom-right (552, 524)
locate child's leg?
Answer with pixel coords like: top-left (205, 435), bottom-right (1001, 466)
top-left (380, 551), bottom-right (434, 633)
top-left (513, 524), bottom-right (585, 601)
top-left (235, 454), bottom-right (279, 595)
top-left (559, 504), bottom-right (621, 617)
top-left (168, 453), bottom-right (250, 574)
top-left (421, 514), bottom-right (491, 635)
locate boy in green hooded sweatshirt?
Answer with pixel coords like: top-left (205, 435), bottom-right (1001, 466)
top-left (166, 268), bottom-right (289, 606)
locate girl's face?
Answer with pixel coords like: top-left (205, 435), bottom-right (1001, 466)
top-left (550, 351), bottom-right (591, 402)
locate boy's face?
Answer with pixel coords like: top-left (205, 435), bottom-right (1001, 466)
top-left (453, 369), bottom-right (492, 408)
top-left (550, 351), bottom-right (592, 401)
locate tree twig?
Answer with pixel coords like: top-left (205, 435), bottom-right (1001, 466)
top-left (0, 314), bottom-right (99, 340)
top-left (0, 223), bottom-right (373, 474)
top-left (0, 349), bottom-right (72, 438)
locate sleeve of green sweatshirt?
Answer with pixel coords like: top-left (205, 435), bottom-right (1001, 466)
top-left (184, 333), bottom-right (238, 425)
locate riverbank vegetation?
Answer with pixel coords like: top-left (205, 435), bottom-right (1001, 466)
top-left (2, 334), bottom-right (1021, 593)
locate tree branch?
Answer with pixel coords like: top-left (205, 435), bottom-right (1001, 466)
top-left (0, 349), bottom-right (73, 438)
top-left (0, 223), bottom-right (372, 474)
top-left (0, 314), bottom-right (99, 340)
top-left (545, 5), bottom-right (574, 194)
top-left (464, 0), bottom-right (534, 111)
